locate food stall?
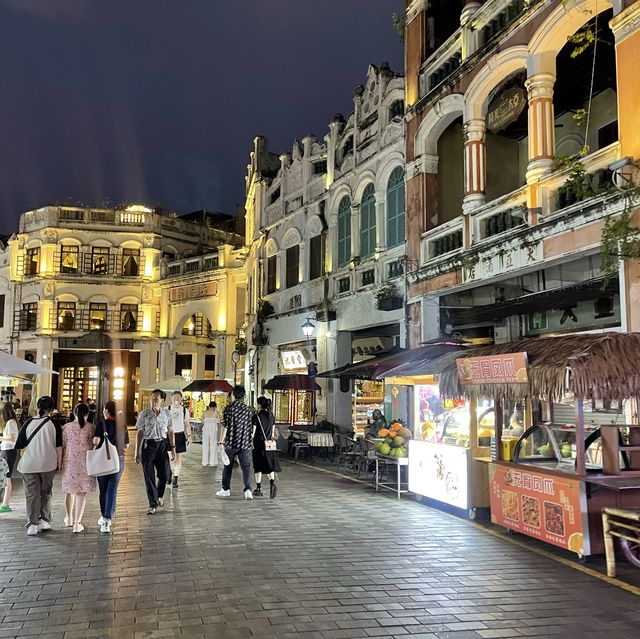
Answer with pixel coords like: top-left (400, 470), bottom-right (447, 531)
top-left (439, 333), bottom-right (640, 558)
top-left (182, 379), bottom-right (233, 442)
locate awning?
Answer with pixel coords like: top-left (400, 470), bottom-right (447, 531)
top-left (316, 340), bottom-right (464, 381)
top-left (183, 379), bottom-right (233, 394)
top-left (141, 375), bottom-right (191, 392)
top-left (0, 350), bottom-right (58, 377)
top-left (263, 375), bottom-right (321, 391)
top-left (379, 349), bottom-right (466, 380)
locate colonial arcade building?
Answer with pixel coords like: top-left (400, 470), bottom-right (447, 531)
top-left (0, 205), bottom-right (245, 422)
top-left (404, 0), bottom-right (640, 347)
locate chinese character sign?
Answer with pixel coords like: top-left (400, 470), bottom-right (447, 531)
top-left (456, 352), bottom-right (528, 385)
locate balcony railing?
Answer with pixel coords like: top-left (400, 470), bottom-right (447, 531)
top-left (47, 252), bottom-right (147, 277)
top-left (421, 218), bottom-right (465, 265)
top-left (163, 252), bottom-right (221, 278)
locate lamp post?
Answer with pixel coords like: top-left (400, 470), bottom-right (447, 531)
top-left (301, 318), bottom-right (316, 339)
top-left (231, 350), bottom-right (240, 385)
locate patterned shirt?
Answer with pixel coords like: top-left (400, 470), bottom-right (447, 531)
top-left (136, 407), bottom-right (171, 440)
top-left (222, 400), bottom-right (253, 450)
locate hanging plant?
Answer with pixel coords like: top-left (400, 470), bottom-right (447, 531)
top-left (600, 192), bottom-right (640, 285)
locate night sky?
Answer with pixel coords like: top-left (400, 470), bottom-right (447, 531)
top-left (0, 0), bottom-right (404, 234)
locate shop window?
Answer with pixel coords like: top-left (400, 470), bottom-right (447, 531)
top-left (286, 245), bottom-right (299, 289)
top-left (204, 354), bottom-right (216, 375)
top-left (266, 255), bottom-right (277, 294)
top-left (359, 184), bottom-right (376, 258)
top-left (57, 302), bottom-right (76, 331)
top-left (21, 302), bottom-right (38, 331)
top-left (361, 269), bottom-right (375, 286)
top-left (91, 247), bottom-right (110, 275)
top-left (89, 303), bottom-right (107, 331)
top-left (309, 235), bottom-right (324, 281)
top-left (386, 167), bottom-right (405, 248)
top-left (60, 245), bottom-right (79, 273)
top-left (120, 304), bottom-right (138, 332)
top-left (25, 247), bottom-right (40, 276)
top-left (337, 196), bottom-right (352, 268)
top-left (122, 249), bottom-right (140, 277)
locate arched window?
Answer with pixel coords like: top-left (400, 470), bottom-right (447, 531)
top-left (359, 184), bottom-right (376, 259)
top-left (386, 167), bottom-right (406, 248)
top-left (337, 196), bottom-right (351, 268)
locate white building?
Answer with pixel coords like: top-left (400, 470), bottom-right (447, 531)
top-left (243, 64), bottom-right (407, 431)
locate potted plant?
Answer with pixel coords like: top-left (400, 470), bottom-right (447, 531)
top-left (375, 283), bottom-right (403, 311)
top-left (235, 336), bottom-right (247, 355)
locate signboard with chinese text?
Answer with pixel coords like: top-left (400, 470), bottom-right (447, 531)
top-left (281, 350), bottom-right (307, 371)
top-left (408, 440), bottom-right (469, 510)
top-left (169, 282), bottom-right (218, 302)
top-left (463, 241), bottom-right (542, 283)
top-left (487, 87), bottom-right (527, 133)
top-left (489, 463), bottom-right (588, 555)
top-left (456, 352), bottom-right (528, 385)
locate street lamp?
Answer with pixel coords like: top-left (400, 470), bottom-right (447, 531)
top-left (301, 318), bottom-right (316, 338)
top-left (231, 350), bottom-right (240, 385)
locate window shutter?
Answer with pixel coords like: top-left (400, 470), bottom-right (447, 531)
top-left (360, 184), bottom-right (376, 258)
top-left (337, 196), bottom-right (351, 267)
top-left (386, 168), bottom-right (405, 248)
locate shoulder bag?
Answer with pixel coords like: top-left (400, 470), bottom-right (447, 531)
top-left (258, 413), bottom-right (278, 451)
top-left (18, 417), bottom-right (51, 457)
top-left (86, 432), bottom-right (120, 477)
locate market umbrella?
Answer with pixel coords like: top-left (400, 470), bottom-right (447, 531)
top-left (141, 375), bottom-right (191, 393)
top-left (0, 350), bottom-right (57, 378)
top-left (183, 379), bottom-right (233, 394)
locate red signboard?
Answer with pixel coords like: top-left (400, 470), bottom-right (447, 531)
top-left (489, 463), bottom-right (587, 555)
top-left (456, 352), bottom-right (528, 385)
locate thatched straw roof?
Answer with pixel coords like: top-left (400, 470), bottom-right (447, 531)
top-left (439, 332), bottom-right (640, 401)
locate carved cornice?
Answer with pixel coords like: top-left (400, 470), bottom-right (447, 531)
top-left (610, 1), bottom-right (640, 43)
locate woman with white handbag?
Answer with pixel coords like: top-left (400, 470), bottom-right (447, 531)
top-left (91, 401), bottom-right (129, 534)
top-left (251, 396), bottom-right (280, 499)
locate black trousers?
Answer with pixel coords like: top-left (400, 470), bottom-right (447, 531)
top-left (221, 448), bottom-right (252, 491)
top-left (141, 439), bottom-right (168, 508)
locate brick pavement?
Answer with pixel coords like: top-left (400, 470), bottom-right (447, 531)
top-left (1, 447), bottom-right (640, 638)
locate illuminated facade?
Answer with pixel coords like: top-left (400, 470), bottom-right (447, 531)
top-left (404, 0), bottom-right (640, 346)
top-left (243, 64), bottom-right (406, 425)
top-left (0, 205), bottom-right (244, 421)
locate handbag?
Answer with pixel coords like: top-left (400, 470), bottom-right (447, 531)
top-left (258, 413), bottom-right (278, 451)
top-left (86, 433), bottom-right (120, 477)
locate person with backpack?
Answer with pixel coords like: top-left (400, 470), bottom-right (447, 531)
top-left (252, 396), bottom-right (280, 499)
top-left (14, 396), bottom-right (63, 536)
top-left (168, 390), bottom-right (191, 488)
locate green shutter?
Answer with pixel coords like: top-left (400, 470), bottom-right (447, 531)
top-left (337, 196), bottom-right (351, 267)
top-left (360, 184), bottom-right (376, 258)
top-left (386, 167), bottom-right (405, 248)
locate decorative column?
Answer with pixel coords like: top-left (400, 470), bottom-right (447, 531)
top-left (525, 73), bottom-right (556, 183)
top-left (463, 119), bottom-right (486, 213)
top-left (461, 1), bottom-right (482, 59)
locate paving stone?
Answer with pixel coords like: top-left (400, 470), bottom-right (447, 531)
top-left (0, 452), bottom-right (639, 638)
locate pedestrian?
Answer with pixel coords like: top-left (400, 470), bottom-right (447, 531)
top-left (216, 385), bottom-right (255, 500)
top-left (134, 389), bottom-right (175, 514)
top-left (366, 409), bottom-right (387, 438)
top-left (0, 402), bottom-right (19, 512)
top-left (61, 403), bottom-right (96, 533)
top-left (168, 390), bottom-right (191, 488)
top-left (14, 396), bottom-right (62, 536)
top-left (252, 396), bottom-right (280, 499)
top-left (94, 401), bottom-right (129, 534)
top-left (87, 400), bottom-right (97, 425)
top-left (202, 401), bottom-right (221, 466)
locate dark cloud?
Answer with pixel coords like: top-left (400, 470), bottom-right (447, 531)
top-left (0, 1), bottom-right (403, 232)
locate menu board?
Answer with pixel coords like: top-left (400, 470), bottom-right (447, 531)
top-left (489, 464), bottom-right (588, 555)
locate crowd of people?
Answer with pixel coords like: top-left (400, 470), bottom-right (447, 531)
top-left (0, 384), bottom-right (280, 535)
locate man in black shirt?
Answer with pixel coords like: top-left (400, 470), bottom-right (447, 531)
top-left (216, 385), bottom-right (255, 500)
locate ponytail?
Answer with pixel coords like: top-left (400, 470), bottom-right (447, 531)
top-left (74, 403), bottom-right (90, 429)
top-left (36, 395), bottom-right (55, 417)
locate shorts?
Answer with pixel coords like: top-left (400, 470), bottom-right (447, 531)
top-left (0, 449), bottom-right (17, 478)
top-left (174, 432), bottom-right (187, 454)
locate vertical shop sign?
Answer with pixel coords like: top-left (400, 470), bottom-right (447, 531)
top-left (489, 464), bottom-right (587, 554)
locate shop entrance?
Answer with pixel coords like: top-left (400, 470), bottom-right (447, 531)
top-left (59, 366), bottom-right (99, 415)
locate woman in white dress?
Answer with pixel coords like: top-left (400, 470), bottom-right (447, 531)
top-left (202, 401), bottom-right (220, 467)
top-left (0, 402), bottom-right (19, 513)
top-left (169, 391), bottom-right (191, 489)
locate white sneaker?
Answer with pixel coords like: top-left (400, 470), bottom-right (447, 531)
top-left (38, 519), bottom-right (51, 531)
top-left (98, 516), bottom-right (106, 527)
top-left (244, 489), bottom-right (253, 500)
top-left (100, 520), bottom-right (111, 534)
top-left (27, 524), bottom-right (39, 536)
top-left (216, 489), bottom-right (230, 497)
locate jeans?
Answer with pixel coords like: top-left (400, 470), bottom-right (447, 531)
top-left (221, 448), bottom-right (251, 491)
top-left (141, 439), bottom-right (168, 508)
top-left (23, 470), bottom-right (56, 526)
top-left (97, 455), bottom-right (125, 520)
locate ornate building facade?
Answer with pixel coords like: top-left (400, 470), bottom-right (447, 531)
top-left (404, 0), bottom-right (640, 347)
